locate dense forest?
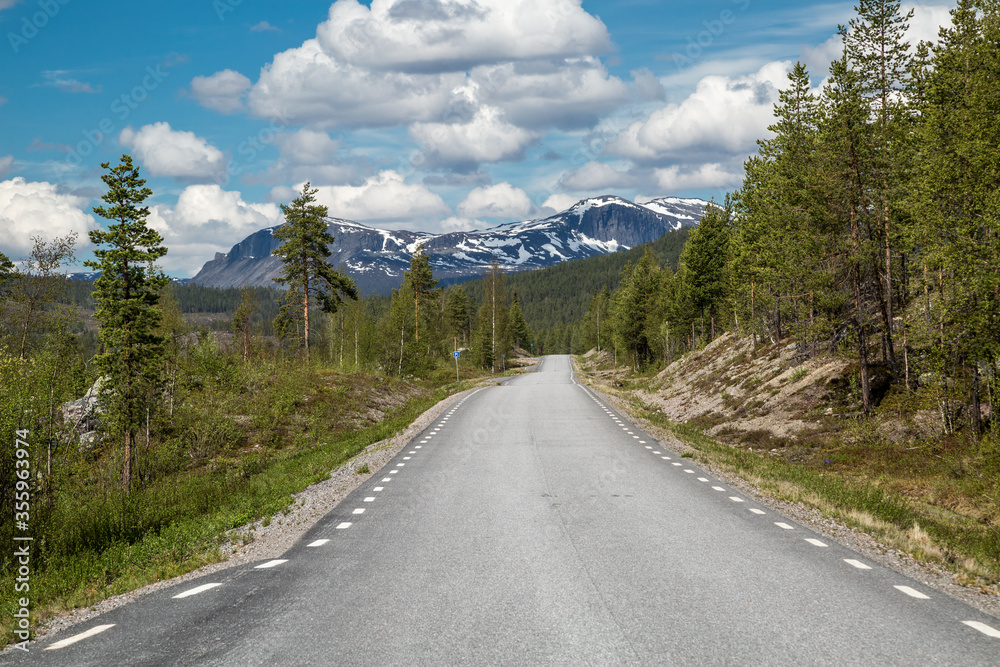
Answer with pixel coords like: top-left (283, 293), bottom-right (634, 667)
top-left (575, 0), bottom-right (998, 442)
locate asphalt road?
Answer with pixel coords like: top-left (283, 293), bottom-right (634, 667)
top-left (10, 355), bottom-right (1000, 665)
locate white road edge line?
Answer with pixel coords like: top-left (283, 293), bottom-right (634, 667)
top-left (364, 497), bottom-right (375, 502)
top-left (749, 508), bottom-right (766, 515)
top-left (255, 559), bottom-right (288, 569)
top-left (775, 522), bottom-right (794, 530)
top-left (44, 625), bottom-right (115, 650)
top-left (894, 585), bottom-right (930, 599)
top-left (962, 621), bottom-right (1000, 638)
top-left (336, 522), bottom-right (352, 529)
top-left (173, 583), bottom-right (222, 598)
top-left (712, 486), bottom-right (725, 491)
top-left (805, 538), bottom-right (828, 547)
top-left (307, 539), bottom-right (330, 547)
top-left (729, 496), bottom-right (744, 502)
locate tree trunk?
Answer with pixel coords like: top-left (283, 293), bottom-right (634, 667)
top-left (970, 363), bottom-right (983, 436)
top-left (857, 321), bottom-right (872, 415)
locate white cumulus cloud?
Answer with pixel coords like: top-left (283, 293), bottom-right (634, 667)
top-left (653, 163), bottom-right (744, 192)
top-left (559, 161), bottom-right (636, 192)
top-left (0, 177), bottom-right (96, 259)
top-left (608, 61), bottom-right (790, 163)
top-left (197, 0), bottom-right (627, 135)
top-left (190, 69), bottom-right (252, 114)
top-left (119, 122), bottom-right (226, 182)
top-left (318, 0), bottom-right (612, 73)
top-left (305, 171), bottom-right (452, 225)
top-left (412, 103), bottom-right (538, 168)
top-left (457, 183), bottom-right (533, 219)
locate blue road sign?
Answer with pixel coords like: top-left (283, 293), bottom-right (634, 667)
top-left (453, 351), bottom-right (460, 358)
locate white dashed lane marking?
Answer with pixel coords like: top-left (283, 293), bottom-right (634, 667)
top-left (403, 457), bottom-right (411, 460)
top-left (255, 560), bottom-right (288, 569)
top-left (963, 621), bottom-right (1000, 638)
top-left (381, 478), bottom-right (391, 482)
top-left (389, 470), bottom-right (398, 474)
top-left (307, 539), bottom-right (330, 547)
top-left (373, 487), bottom-right (384, 491)
top-left (336, 522), bottom-right (352, 529)
top-left (845, 559), bottom-right (871, 570)
top-left (364, 497), bottom-right (375, 502)
top-left (712, 486), bottom-right (725, 492)
top-left (173, 583), bottom-right (222, 599)
top-left (672, 462), bottom-right (682, 467)
top-left (775, 523), bottom-right (794, 530)
top-left (749, 508), bottom-right (766, 515)
top-left (895, 585), bottom-right (930, 599)
top-left (353, 508), bottom-right (365, 514)
top-left (729, 496), bottom-right (744, 502)
top-left (805, 538), bottom-right (828, 547)
top-left (697, 477), bottom-right (708, 482)
top-left (44, 625), bottom-right (115, 651)
top-left (684, 469), bottom-right (695, 474)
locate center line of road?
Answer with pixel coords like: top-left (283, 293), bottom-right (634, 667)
top-left (173, 583), bottom-right (222, 598)
top-left (307, 539), bottom-right (330, 547)
top-left (962, 621), bottom-right (1000, 638)
top-left (805, 538), bottom-right (828, 547)
top-left (336, 522), bottom-right (352, 529)
top-left (775, 523), bottom-right (794, 530)
top-left (844, 559), bottom-right (871, 569)
top-left (895, 585), bottom-right (930, 599)
top-left (255, 559), bottom-right (288, 569)
top-left (44, 625), bottom-right (115, 651)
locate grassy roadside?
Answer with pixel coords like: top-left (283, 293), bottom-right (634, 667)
top-left (0, 359), bottom-right (510, 647)
top-left (576, 360), bottom-right (1000, 592)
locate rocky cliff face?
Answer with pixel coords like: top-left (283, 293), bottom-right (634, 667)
top-left (192, 195), bottom-right (708, 295)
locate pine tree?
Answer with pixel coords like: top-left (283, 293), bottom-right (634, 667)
top-left (681, 201), bottom-right (732, 341)
top-left (85, 155), bottom-right (170, 490)
top-left (272, 182), bottom-right (357, 357)
top-left (474, 261), bottom-right (509, 371)
top-left (445, 286), bottom-right (471, 352)
top-left (841, 0), bottom-right (915, 371)
top-left (508, 287), bottom-right (532, 350)
top-left (404, 244), bottom-right (438, 345)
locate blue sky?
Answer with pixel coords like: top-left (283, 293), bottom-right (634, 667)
top-left (0, 0), bottom-right (954, 277)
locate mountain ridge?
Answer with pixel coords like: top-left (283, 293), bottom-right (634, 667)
top-left (192, 195), bottom-right (709, 295)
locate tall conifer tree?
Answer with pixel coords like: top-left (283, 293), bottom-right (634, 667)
top-left (86, 155), bottom-right (169, 490)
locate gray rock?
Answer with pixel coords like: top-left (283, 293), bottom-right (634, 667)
top-left (62, 376), bottom-right (108, 432)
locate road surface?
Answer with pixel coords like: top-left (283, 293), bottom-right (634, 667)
top-left (11, 356), bottom-right (1000, 665)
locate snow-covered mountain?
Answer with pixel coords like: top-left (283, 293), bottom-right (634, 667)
top-left (192, 195), bottom-right (709, 295)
